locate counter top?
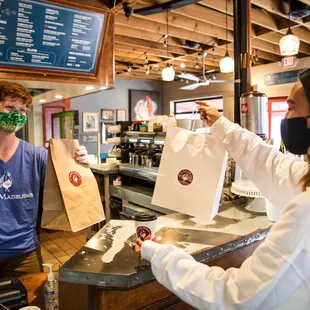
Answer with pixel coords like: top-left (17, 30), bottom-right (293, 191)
top-left (91, 164), bottom-right (119, 175)
top-left (119, 164), bottom-right (158, 182)
top-left (59, 199), bottom-right (271, 289)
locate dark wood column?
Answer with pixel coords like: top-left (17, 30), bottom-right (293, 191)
top-left (233, 0), bottom-right (251, 124)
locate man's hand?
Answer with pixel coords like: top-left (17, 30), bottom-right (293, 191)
top-left (75, 145), bottom-right (91, 168)
top-left (135, 235), bottom-right (158, 254)
top-left (196, 101), bottom-right (221, 127)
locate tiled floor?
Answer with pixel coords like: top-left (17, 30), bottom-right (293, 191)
top-left (40, 229), bottom-right (87, 272)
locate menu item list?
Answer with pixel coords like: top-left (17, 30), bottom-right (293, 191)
top-left (0, 0), bottom-right (105, 73)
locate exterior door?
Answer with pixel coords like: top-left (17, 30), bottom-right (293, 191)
top-left (268, 97), bottom-right (287, 150)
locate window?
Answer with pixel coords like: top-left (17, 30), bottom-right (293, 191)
top-left (174, 96), bottom-right (223, 117)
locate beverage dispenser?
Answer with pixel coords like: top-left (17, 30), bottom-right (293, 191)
top-left (240, 91), bottom-right (268, 141)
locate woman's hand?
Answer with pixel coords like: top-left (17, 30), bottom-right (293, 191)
top-left (135, 235), bottom-right (158, 254)
top-left (75, 145), bottom-right (91, 168)
top-left (196, 101), bottom-right (221, 127)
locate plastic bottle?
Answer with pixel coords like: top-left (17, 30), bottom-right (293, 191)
top-left (42, 264), bottom-right (59, 310)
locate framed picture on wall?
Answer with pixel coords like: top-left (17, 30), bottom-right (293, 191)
top-left (82, 134), bottom-right (98, 143)
top-left (101, 109), bottom-right (114, 121)
top-left (82, 112), bottom-right (99, 132)
top-left (116, 109), bottom-right (126, 121)
top-left (129, 90), bottom-right (160, 121)
top-left (101, 122), bottom-right (114, 144)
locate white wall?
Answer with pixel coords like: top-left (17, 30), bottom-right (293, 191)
top-left (28, 104), bottom-right (43, 147)
top-left (163, 57), bottom-right (310, 120)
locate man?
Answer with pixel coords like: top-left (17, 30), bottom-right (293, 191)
top-left (0, 81), bottom-right (89, 277)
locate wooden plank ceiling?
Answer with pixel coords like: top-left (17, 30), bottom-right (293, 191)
top-left (114, 0), bottom-right (310, 81)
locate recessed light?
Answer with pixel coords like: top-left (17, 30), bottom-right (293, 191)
top-left (85, 86), bottom-right (95, 91)
top-left (55, 95), bottom-right (63, 99)
top-left (39, 99), bottom-right (47, 103)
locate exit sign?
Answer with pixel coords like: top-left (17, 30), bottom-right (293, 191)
top-left (282, 56), bottom-right (296, 67)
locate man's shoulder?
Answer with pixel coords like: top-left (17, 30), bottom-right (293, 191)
top-left (21, 140), bottom-right (47, 161)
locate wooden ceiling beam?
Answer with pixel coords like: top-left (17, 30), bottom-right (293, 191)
top-left (115, 14), bottom-right (227, 45)
top-left (115, 35), bottom-right (187, 56)
top-left (115, 49), bottom-right (164, 63)
top-left (197, 0), bottom-right (310, 53)
top-left (116, 23), bottom-right (279, 63)
top-left (116, 43), bottom-right (177, 59)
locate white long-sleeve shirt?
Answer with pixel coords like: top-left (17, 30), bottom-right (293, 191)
top-left (142, 117), bottom-right (310, 310)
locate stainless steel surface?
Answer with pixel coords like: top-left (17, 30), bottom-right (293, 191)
top-left (122, 201), bottom-right (164, 218)
top-left (110, 184), bottom-right (173, 215)
top-left (91, 165), bottom-right (119, 176)
top-left (129, 153), bottom-right (133, 164)
top-left (119, 163), bottom-right (158, 182)
top-left (59, 199), bottom-right (271, 289)
top-left (146, 158), bottom-right (152, 168)
top-left (240, 91), bottom-right (268, 140)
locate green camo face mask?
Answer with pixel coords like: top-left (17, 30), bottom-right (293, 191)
top-left (0, 110), bottom-right (27, 133)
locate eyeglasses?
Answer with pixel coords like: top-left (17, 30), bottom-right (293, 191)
top-left (0, 103), bottom-right (31, 116)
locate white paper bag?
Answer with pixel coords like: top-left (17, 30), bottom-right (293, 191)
top-left (152, 126), bottom-right (227, 221)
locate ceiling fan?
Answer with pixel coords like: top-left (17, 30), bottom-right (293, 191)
top-left (178, 51), bottom-right (240, 90)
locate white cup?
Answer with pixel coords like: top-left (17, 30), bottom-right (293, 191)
top-left (107, 125), bottom-right (121, 134)
top-left (19, 307), bottom-right (41, 310)
top-left (134, 212), bottom-right (157, 240)
top-left (106, 157), bottom-right (117, 164)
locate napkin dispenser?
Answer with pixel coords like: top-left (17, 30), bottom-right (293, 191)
top-left (0, 277), bottom-right (28, 309)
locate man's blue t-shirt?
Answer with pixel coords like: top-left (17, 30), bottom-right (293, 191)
top-left (0, 140), bottom-right (47, 259)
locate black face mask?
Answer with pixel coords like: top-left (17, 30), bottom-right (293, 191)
top-left (281, 115), bottom-right (310, 155)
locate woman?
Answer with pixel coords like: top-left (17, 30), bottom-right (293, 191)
top-left (137, 68), bottom-right (310, 309)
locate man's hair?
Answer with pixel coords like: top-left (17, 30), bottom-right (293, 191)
top-left (0, 81), bottom-right (32, 107)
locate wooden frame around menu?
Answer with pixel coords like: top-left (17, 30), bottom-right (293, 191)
top-left (0, 0), bottom-right (109, 80)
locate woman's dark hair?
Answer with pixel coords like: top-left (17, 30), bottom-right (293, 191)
top-left (300, 69), bottom-right (310, 104)
top-left (299, 68), bottom-right (310, 192)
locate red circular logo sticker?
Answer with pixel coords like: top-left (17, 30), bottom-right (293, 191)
top-left (178, 170), bottom-right (193, 186)
top-left (69, 171), bottom-right (82, 187)
top-left (137, 226), bottom-right (152, 241)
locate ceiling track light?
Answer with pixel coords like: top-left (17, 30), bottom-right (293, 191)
top-left (123, 2), bottom-right (133, 18)
top-left (145, 54), bottom-right (149, 64)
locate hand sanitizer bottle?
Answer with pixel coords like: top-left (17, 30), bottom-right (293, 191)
top-left (42, 263), bottom-right (59, 310)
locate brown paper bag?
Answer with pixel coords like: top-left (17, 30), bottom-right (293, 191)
top-left (41, 139), bottom-right (105, 232)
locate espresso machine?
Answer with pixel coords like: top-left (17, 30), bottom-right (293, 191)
top-left (120, 131), bottom-right (165, 168)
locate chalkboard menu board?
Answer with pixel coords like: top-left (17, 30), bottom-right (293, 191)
top-left (264, 70), bottom-right (302, 86)
top-left (0, 0), bottom-right (105, 75)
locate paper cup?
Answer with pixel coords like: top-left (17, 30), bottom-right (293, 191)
top-left (134, 212), bottom-right (157, 240)
top-left (106, 157), bottom-right (117, 164)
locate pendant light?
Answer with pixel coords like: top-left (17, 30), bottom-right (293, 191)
top-left (279, 1), bottom-right (300, 56)
top-left (162, 9), bottom-right (175, 81)
top-left (220, 0), bottom-right (234, 73)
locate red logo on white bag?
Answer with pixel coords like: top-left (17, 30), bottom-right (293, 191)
top-left (178, 170), bottom-right (193, 186)
top-left (69, 171), bottom-right (82, 187)
top-left (241, 103), bottom-right (248, 114)
top-left (137, 226), bottom-right (151, 241)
